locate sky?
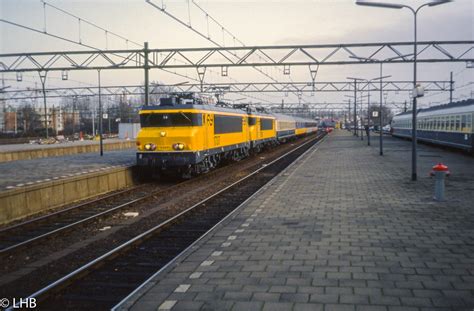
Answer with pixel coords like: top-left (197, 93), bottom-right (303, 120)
top-left (1, 0), bottom-right (473, 112)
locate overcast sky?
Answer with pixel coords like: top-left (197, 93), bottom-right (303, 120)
top-left (1, 0), bottom-right (473, 111)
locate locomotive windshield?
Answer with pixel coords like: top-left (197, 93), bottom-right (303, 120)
top-left (140, 112), bottom-right (203, 127)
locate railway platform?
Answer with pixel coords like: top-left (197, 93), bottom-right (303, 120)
top-left (0, 149), bottom-right (136, 224)
top-left (0, 138), bottom-right (135, 163)
top-left (0, 148), bottom-right (135, 190)
top-left (118, 130), bottom-right (474, 311)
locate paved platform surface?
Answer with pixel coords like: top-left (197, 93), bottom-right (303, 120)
top-left (0, 138), bottom-right (131, 152)
top-left (120, 130), bottom-right (474, 311)
top-left (0, 149), bottom-right (135, 190)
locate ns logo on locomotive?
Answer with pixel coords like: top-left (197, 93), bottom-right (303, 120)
top-left (136, 94), bottom-right (318, 178)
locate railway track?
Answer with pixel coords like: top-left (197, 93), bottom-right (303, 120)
top-left (0, 182), bottom-right (175, 254)
top-left (14, 132), bottom-right (325, 311)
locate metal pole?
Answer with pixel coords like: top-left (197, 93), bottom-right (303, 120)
top-left (39, 71), bottom-right (48, 138)
top-left (411, 11), bottom-right (418, 181)
top-left (379, 62), bottom-right (383, 156)
top-left (367, 85), bottom-right (371, 146)
top-left (92, 108), bottom-right (95, 136)
top-left (72, 96), bottom-right (76, 140)
top-left (144, 42), bottom-right (149, 106)
top-left (348, 99), bottom-right (351, 130)
top-left (98, 69), bottom-right (103, 156)
top-left (354, 80), bottom-right (357, 136)
top-left (108, 107), bottom-right (111, 134)
top-left (360, 91), bottom-right (364, 140)
top-left (449, 71), bottom-right (453, 104)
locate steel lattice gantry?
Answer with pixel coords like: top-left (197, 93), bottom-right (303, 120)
top-left (1, 80), bottom-right (451, 100)
top-left (0, 41), bottom-right (473, 72)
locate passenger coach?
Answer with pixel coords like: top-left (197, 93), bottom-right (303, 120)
top-left (391, 100), bottom-right (474, 152)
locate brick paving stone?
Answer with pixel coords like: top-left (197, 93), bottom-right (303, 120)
top-left (262, 302), bottom-right (294, 311)
top-left (293, 303), bottom-right (324, 311)
top-left (231, 301), bottom-right (263, 311)
top-left (325, 304), bottom-right (356, 311)
top-left (387, 307), bottom-right (419, 311)
top-left (309, 294), bottom-right (339, 304)
top-left (171, 301), bottom-right (202, 310)
top-left (200, 300), bottom-right (235, 310)
top-left (340, 295), bottom-right (370, 304)
top-left (279, 293), bottom-right (309, 303)
top-left (355, 306), bottom-right (388, 311)
top-left (251, 292), bottom-right (281, 302)
top-left (400, 297), bottom-right (434, 307)
top-left (119, 132), bottom-right (474, 311)
top-left (223, 291), bottom-right (252, 301)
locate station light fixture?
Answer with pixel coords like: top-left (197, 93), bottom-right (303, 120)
top-left (355, 0), bottom-right (453, 181)
top-left (61, 70), bottom-right (69, 80)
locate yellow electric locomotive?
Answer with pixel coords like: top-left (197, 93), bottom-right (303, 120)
top-left (137, 96), bottom-right (277, 177)
top-left (136, 95), bottom-right (318, 178)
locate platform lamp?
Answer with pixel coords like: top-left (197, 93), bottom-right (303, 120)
top-left (347, 75), bottom-right (391, 146)
top-left (72, 63), bottom-right (124, 156)
top-left (350, 54), bottom-right (411, 156)
top-left (38, 71), bottom-right (49, 139)
top-left (355, 0), bottom-right (453, 180)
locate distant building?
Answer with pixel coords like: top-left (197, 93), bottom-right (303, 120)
top-left (63, 111), bottom-right (80, 126)
top-left (0, 100), bottom-right (4, 132)
top-left (4, 111), bottom-right (18, 133)
top-left (36, 107), bottom-right (64, 133)
top-left (118, 123), bottom-right (140, 139)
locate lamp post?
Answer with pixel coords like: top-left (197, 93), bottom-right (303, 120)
top-left (350, 55), bottom-right (410, 155)
top-left (356, 0), bottom-right (453, 180)
top-left (355, 76), bottom-right (391, 146)
top-left (71, 63), bottom-right (123, 156)
top-left (344, 94), bottom-right (357, 136)
top-left (347, 78), bottom-right (367, 137)
top-left (38, 71), bottom-right (49, 138)
top-left (98, 69), bottom-right (103, 156)
top-left (347, 77), bottom-right (382, 141)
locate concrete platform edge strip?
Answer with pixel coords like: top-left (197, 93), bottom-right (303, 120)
top-left (0, 140), bottom-right (136, 163)
top-left (0, 165), bottom-right (137, 225)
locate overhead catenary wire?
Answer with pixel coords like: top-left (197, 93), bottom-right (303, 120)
top-left (146, 0), bottom-right (306, 103)
top-left (2, 4), bottom-right (272, 103)
top-left (41, 0), bottom-right (143, 48)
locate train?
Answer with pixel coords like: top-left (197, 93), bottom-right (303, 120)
top-left (136, 95), bottom-right (319, 178)
top-left (391, 100), bottom-right (474, 152)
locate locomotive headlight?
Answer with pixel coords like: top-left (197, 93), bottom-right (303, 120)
top-left (172, 143), bottom-right (185, 150)
top-left (160, 131), bottom-right (166, 137)
top-left (144, 143), bottom-right (156, 151)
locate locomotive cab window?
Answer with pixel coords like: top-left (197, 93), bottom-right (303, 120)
top-left (140, 112), bottom-right (203, 127)
top-left (261, 118), bottom-right (273, 130)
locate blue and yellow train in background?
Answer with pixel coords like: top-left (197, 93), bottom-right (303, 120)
top-left (391, 100), bottom-right (474, 153)
top-left (136, 95), bottom-right (318, 178)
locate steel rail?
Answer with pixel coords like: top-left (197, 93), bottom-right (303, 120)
top-left (111, 133), bottom-right (327, 311)
top-left (0, 174), bottom-right (140, 233)
top-left (14, 133), bottom-right (326, 309)
top-left (0, 180), bottom-right (178, 254)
